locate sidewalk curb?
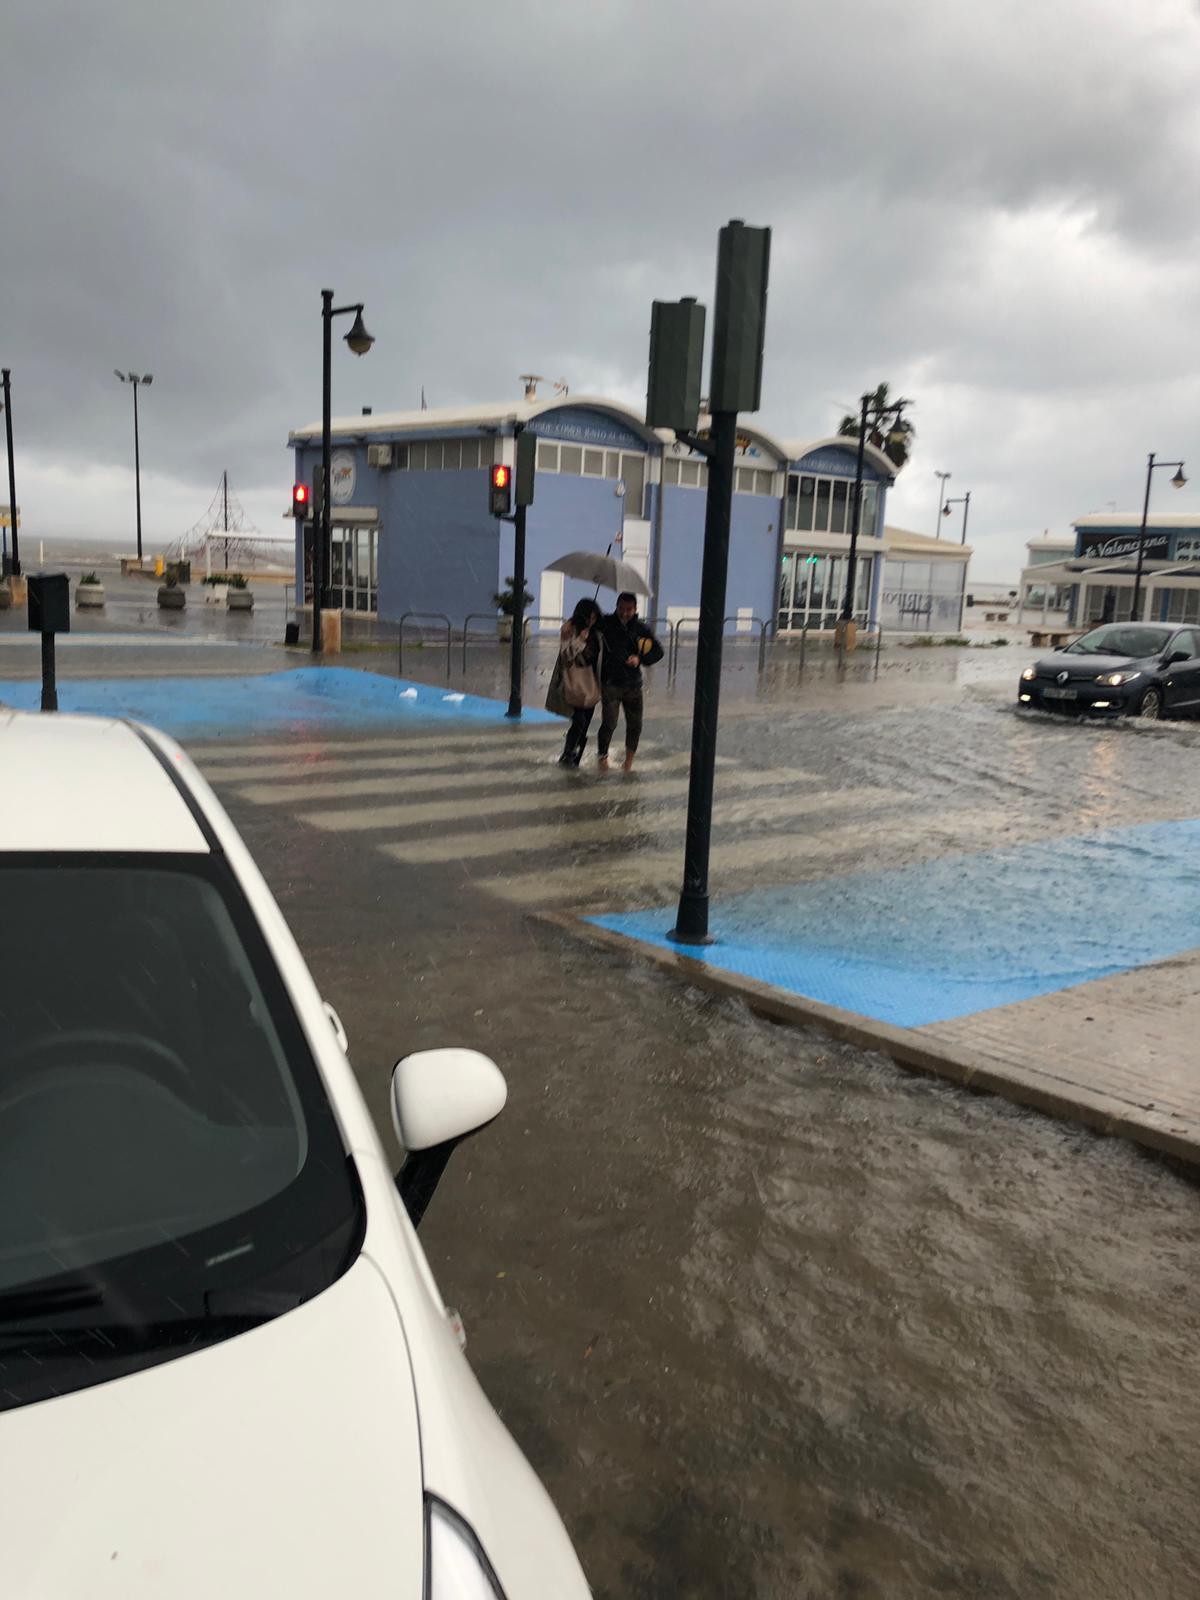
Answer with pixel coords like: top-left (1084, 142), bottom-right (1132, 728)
top-left (536, 911), bottom-right (1199, 1171)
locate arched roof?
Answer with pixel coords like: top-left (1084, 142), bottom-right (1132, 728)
top-left (783, 435), bottom-right (900, 481)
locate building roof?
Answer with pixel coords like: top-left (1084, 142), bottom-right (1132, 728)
top-left (289, 397), bottom-right (900, 479)
top-left (1074, 512), bottom-right (1200, 530)
top-left (1026, 531), bottom-right (1075, 551)
top-left (782, 434), bottom-right (900, 482)
top-left (288, 393), bottom-right (661, 447)
top-left (882, 524), bottom-right (973, 558)
top-left (0, 712), bottom-right (208, 854)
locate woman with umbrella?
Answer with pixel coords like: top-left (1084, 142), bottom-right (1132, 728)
top-left (546, 598), bottom-right (604, 766)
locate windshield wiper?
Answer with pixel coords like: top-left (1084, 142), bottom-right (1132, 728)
top-left (0, 1310), bottom-right (266, 1359)
top-left (0, 1281), bottom-right (105, 1323)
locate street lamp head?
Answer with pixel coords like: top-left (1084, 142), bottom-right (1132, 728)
top-left (142, 374), bottom-right (153, 387)
top-left (942, 502), bottom-right (952, 517)
top-left (1172, 465), bottom-right (1187, 489)
top-left (344, 310), bottom-right (374, 357)
top-left (114, 369), bottom-right (126, 382)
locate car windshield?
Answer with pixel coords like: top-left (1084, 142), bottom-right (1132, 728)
top-left (0, 856), bottom-right (364, 1412)
top-left (1064, 624), bottom-right (1172, 659)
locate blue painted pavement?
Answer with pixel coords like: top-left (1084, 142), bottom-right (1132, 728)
top-left (593, 817), bottom-right (1200, 1026)
top-left (0, 666), bottom-right (557, 736)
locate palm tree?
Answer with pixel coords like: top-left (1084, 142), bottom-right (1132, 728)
top-left (837, 381), bottom-right (915, 469)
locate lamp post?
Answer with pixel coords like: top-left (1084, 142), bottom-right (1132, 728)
top-left (933, 470), bottom-right (951, 540)
top-left (315, 290), bottom-right (374, 653)
top-left (943, 492), bottom-right (972, 632)
top-left (114, 371), bottom-right (153, 564)
top-left (1131, 452), bottom-right (1186, 622)
top-left (1, 368), bottom-right (19, 577)
top-left (841, 392), bottom-right (907, 642)
top-left (942, 489), bottom-right (971, 545)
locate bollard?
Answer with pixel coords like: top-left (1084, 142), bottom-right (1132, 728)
top-left (27, 572), bottom-right (70, 713)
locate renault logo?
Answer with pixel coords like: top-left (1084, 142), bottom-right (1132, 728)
top-left (1057, 670), bottom-right (1070, 684)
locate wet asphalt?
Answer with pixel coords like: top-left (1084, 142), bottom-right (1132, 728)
top-left (198, 643), bottom-right (1200, 1600)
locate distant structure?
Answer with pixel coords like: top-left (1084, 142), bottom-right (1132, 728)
top-left (175, 472), bottom-right (290, 574)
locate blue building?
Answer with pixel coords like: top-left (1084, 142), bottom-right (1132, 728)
top-left (1017, 514), bottom-right (1200, 628)
top-left (287, 388), bottom-right (902, 634)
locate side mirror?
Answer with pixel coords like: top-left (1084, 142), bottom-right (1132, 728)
top-left (391, 1049), bottom-right (507, 1227)
top-left (1166, 650), bottom-right (1190, 667)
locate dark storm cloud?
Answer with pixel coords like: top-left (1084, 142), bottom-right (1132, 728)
top-left (4, 0), bottom-right (1200, 573)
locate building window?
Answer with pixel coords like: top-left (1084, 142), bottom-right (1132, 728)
top-left (734, 466), bottom-right (776, 495)
top-left (786, 473), bottom-right (878, 535)
top-left (359, 437), bottom-right (492, 472)
top-left (778, 551), bottom-right (872, 629)
top-left (1175, 537), bottom-right (1200, 561)
top-left (583, 448), bottom-right (605, 476)
top-left (318, 525), bottom-right (378, 613)
top-left (1163, 587), bottom-right (1200, 624)
top-left (537, 441), bottom-right (559, 472)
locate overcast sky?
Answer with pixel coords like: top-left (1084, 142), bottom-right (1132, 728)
top-left (5, 0), bottom-right (1200, 579)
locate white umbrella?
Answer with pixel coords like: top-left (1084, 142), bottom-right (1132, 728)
top-left (544, 549), bottom-right (650, 597)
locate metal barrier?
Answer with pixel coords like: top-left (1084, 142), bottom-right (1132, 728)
top-left (667, 615), bottom-right (774, 679)
top-left (398, 611), bottom-right (452, 680)
top-left (459, 612), bottom-right (567, 674)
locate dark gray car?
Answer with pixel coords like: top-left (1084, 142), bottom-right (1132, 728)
top-left (1018, 622), bottom-right (1200, 719)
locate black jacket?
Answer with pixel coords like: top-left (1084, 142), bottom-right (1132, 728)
top-left (599, 612), bottom-right (664, 689)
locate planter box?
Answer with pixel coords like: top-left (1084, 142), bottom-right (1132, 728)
top-left (0, 583), bottom-right (11, 611)
top-left (76, 583), bottom-right (105, 609)
top-left (157, 586), bottom-right (186, 610)
top-left (226, 589), bottom-right (254, 612)
top-left (497, 617), bottom-right (513, 641)
top-left (204, 584), bottom-right (229, 604)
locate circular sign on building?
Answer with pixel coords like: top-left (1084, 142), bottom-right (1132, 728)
top-left (330, 451), bottom-right (357, 505)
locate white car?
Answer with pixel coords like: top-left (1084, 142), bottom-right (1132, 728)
top-left (0, 710), bottom-right (591, 1599)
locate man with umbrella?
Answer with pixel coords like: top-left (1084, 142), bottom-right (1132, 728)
top-left (597, 592), bottom-right (664, 772)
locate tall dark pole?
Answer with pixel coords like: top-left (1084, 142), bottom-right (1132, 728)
top-left (1, 368), bottom-right (19, 577)
top-left (1132, 452), bottom-right (1155, 623)
top-left (314, 288), bottom-right (332, 654)
top-left (960, 490), bottom-right (971, 546)
top-left (132, 379), bottom-right (143, 563)
top-left (506, 423), bottom-right (528, 718)
top-left (222, 468), bottom-right (230, 569)
top-left (840, 392), bottom-right (869, 628)
top-left (669, 408), bottom-right (737, 943)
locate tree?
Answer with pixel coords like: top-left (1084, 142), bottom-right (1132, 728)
top-left (837, 381), bottom-right (915, 469)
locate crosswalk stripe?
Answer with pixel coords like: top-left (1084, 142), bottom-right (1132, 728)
top-left (190, 727), bottom-right (564, 765)
top-left (228, 750), bottom-right (719, 804)
top-left (486, 807), bottom-right (1015, 906)
top-left (198, 739), bottom-right (739, 786)
top-left (378, 787), bottom-right (895, 865)
top-left (293, 767), bottom-right (818, 834)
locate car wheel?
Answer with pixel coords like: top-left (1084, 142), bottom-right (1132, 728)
top-left (1139, 686), bottom-right (1164, 720)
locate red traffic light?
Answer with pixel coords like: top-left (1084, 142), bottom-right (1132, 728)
top-left (489, 462), bottom-right (513, 517)
top-left (292, 483), bottom-right (310, 515)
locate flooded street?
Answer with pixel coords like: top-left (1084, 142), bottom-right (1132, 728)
top-left (190, 644), bottom-right (1200, 1598)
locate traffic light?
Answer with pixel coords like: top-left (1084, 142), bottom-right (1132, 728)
top-left (515, 431), bottom-right (536, 509)
top-left (709, 219), bottom-right (771, 414)
top-left (490, 463), bottom-right (512, 518)
top-left (647, 297), bottom-right (705, 434)
top-left (292, 483), bottom-right (310, 517)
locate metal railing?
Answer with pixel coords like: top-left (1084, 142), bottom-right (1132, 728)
top-left (665, 615), bottom-right (775, 680)
top-left (398, 611), bottom-right (452, 680)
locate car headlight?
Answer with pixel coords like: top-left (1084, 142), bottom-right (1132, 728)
top-left (1020, 666), bottom-right (1036, 681)
top-left (427, 1497), bottom-right (507, 1598)
top-left (1096, 670), bottom-right (1141, 687)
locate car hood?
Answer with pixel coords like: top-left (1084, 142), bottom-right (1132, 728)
top-left (0, 1254), bottom-right (424, 1600)
top-left (1033, 651), bottom-right (1153, 678)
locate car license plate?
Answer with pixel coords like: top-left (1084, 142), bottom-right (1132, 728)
top-left (1043, 686), bottom-right (1077, 700)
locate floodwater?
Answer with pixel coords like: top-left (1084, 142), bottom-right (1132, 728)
top-left (203, 663), bottom-right (1200, 1600)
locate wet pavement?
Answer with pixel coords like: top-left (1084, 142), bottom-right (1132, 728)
top-left (5, 632), bottom-right (1200, 1595)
